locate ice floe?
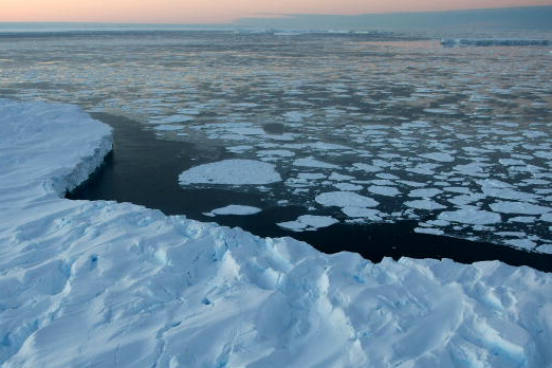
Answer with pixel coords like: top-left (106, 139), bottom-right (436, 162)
top-left (490, 201), bottom-right (552, 215)
top-left (293, 156), bottom-right (339, 169)
top-left (204, 205), bottom-right (262, 217)
top-left (438, 207), bottom-right (502, 225)
top-left (277, 215), bottom-right (339, 232)
top-left (179, 159), bottom-right (282, 185)
top-left (315, 191), bottom-right (379, 208)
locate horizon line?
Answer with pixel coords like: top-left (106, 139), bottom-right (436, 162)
top-left (1, 5), bottom-right (551, 26)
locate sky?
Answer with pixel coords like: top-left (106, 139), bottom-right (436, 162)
top-left (2, 0), bottom-right (552, 23)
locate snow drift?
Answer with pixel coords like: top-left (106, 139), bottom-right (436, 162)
top-left (1, 99), bottom-right (551, 367)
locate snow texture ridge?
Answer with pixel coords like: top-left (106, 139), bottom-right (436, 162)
top-left (1, 99), bottom-right (552, 367)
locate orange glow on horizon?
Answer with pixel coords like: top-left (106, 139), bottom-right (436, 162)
top-left (1, 0), bottom-right (552, 23)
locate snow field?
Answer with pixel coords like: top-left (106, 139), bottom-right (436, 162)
top-left (2, 93), bottom-right (552, 367)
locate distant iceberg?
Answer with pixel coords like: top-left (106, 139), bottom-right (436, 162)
top-left (441, 38), bottom-right (550, 47)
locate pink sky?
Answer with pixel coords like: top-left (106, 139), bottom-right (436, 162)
top-left (2, 0), bottom-right (552, 23)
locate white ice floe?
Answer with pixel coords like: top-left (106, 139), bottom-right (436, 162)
top-left (406, 200), bottom-right (447, 211)
top-left (297, 172), bottom-right (326, 180)
top-left (368, 185), bottom-right (401, 197)
top-left (329, 172), bottom-right (355, 181)
top-left (409, 188), bottom-right (442, 198)
top-left (277, 215), bottom-right (338, 232)
top-left (333, 183), bottom-right (363, 191)
top-left (506, 216), bottom-right (535, 224)
top-left (504, 238), bottom-right (537, 251)
top-left (438, 207), bottom-right (502, 225)
top-left (352, 162), bottom-right (382, 173)
top-left (204, 205), bottom-right (262, 217)
top-left (420, 152), bottom-right (455, 162)
top-left (490, 201), bottom-right (552, 215)
top-left (178, 159), bottom-right (282, 185)
top-left (293, 156), bottom-right (339, 169)
top-left (315, 191), bottom-right (379, 208)
top-left (341, 207), bottom-right (383, 220)
top-left (415, 227), bottom-right (445, 236)
top-left (1, 100), bottom-right (552, 368)
top-left (541, 213), bottom-right (552, 222)
top-left (479, 179), bottom-right (537, 201)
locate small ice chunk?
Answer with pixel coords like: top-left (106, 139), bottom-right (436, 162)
top-left (227, 145), bottom-right (253, 153)
top-left (334, 183), bottom-right (363, 191)
top-left (341, 207), bottom-right (383, 220)
top-left (398, 180), bottom-right (426, 188)
top-left (329, 172), bottom-right (355, 181)
top-left (508, 216), bottom-right (536, 223)
top-left (405, 200), bottom-right (446, 211)
top-left (179, 159), bottom-right (281, 185)
top-left (368, 185), bottom-right (401, 197)
top-left (352, 163), bottom-right (382, 173)
top-left (438, 207), bottom-right (501, 225)
top-left (277, 215), bottom-right (338, 232)
top-left (408, 188), bottom-right (442, 198)
top-left (420, 152), bottom-right (455, 162)
top-left (504, 238), bottom-right (536, 250)
top-left (293, 156), bottom-right (339, 169)
top-left (537, 244), bottom-right (552, 254)
top-left (205, 205), bottom-right (262, 216)
top-left (490, 201), bottom-right (551, 215)
top-left (447, 193), bottom-right (485, 206)
top-left (316, 191), bottom-right (378, 208)
top-left (414, 227), bottom-right (445, 235)
top-left (297, 173), bottom-right (326, 180)
top-left (443, 186), bottom-right (472, 194)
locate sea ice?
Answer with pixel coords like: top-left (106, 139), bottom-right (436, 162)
top-left (334, 183), bottom-right (363, 191)
top-left (178, 159), bottom-right (282, 185)
top-left (368, 185), bottom-right (401, 197)
top-left (2, 99), bottom-right (552, 368)
top-left (490, 201), bottom-right (552, 215)
top-left (205, 205), bottom-right (262, 217)
top-left (293, 156), bottom-right (339, 169)
top-left (415, 227), bottom-right (445, 236)
top-left (409, 188), bottom-right (442, 198)
top-left (406, 200), bottom-right (447, 211)
top-left (341, 207), bottom-right (383, 220)
top-left (277, 215), bottom-right (339, 232)
top-left (315, 191), bottom-right (379, 208)
top-left (420, 152), bottom-right (455, 162)
top-left (438, 207), bottom-right (502, 225)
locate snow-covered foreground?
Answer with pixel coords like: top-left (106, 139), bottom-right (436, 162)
top-left (1, 99), bottom-right (552, 367)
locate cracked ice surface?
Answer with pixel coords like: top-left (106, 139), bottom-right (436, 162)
top-left (1, 100), bottom-right (552, 367)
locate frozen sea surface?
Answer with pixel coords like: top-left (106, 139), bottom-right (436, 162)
top-left (2, 99), bottom-right (552, 368)
top-left (1, 31), bottom-right (551, 251)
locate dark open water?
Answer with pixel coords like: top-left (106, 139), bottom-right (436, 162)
top-left (68, 113), bottom-right (552, 272)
